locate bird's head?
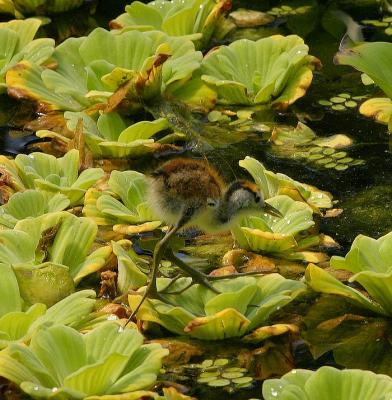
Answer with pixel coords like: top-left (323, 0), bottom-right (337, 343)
top-left (221, 180), bottom-right (282, 219)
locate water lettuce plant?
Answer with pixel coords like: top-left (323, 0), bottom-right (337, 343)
top-left (0, 0), bottom-right (83, 17)
top-left (0, 18), bottom-right (54, 92)
top-left (0, 149), bottom-right (103, 206)
top-left (335, 41), bottom-right (392, 132)
top-left (37, 111), bottom-right (182, 158)
top-left (110, 0), bottom-right (232, 50)
top-left (0, 283), bottom-right (100, 349)
top-left (262, 366), bottom-right (392, 400)
top-left (305, 231), bottom-right (392, 316)
top-left (0, 322), bottom-right (169, 399)
top-left (6, 27), bottom-right (202, 112)
top-left (0, 190), bottom-right (69, 229)
top-left (129, 274), bottom-right (305, 340)
top-left (232, 195), bottom-right (318, 257)
top-left (83, 169), bottom-right (161, 233)
top-left (201, 34), bottom-right (320, 108)
top-left (239, 156), bottom-right (333, 210)
top-left (0, 212), bottom-right (112, 306)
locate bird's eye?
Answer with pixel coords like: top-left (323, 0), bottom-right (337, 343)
top-left (255, 194), bottom-right (261, 203)
top-left (207, 198), bottom-right (217, 207)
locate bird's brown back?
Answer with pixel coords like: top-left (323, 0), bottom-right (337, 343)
top-left (151, 158), bottom-right (225, 201)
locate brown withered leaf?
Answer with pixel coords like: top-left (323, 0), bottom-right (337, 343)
top-left (99, 270), bottom-right (118, 298)
top-left (149, 339), bottom-right (204, 367)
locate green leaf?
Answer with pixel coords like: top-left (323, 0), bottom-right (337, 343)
top-left (335, 41), bottom-right (392, 98)
top-left (201, 35), bottom-right (319, 107)
top-left (262, 366), bottom-right (392, 400)
top-left (232, 195), bottom-right (316, 255)
top-left (30, 325), bottom-right (87, 384)
top-left (111, 0), bottom-right (225, 50)
top-left (0, 322), bottom-right (168, 399)
top-left (129, 274), bottom-right (305, 340)
top-left (239, 156), bottom-right (333, 209)
top-left (330, 232), bottom-right (392, 274)
top-left (305, 264), bottom-right (387, 316)
top-left (0, 190), bottom-right (69, 228)
top-left (0, 263), bottom-right (22, 316)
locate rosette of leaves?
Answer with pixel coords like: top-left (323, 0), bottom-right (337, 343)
top-left (110, 0), bottom-right (231, 50)
top-left (5, 27), bottom-right (203, 112)
top-left (305, 232), bottom-right (392, 316)
top-left (232, 195), bottom-right (318, 258)
top-left (200, 34), bottom-right (320, 109)
top-left (0, 190), bottom-right (69, 229)
top-left (0, 278), bottom-right (103, 349)
top-left (129, 274), bottom-right (305, 340)
top-left (335, 41), bottom-right (392, 132)
top-left (0, 18), bottom-right (54, 92)
top-left (262, 366), bottom-right (392, 400)
top-left (239, 156), bottom-right (333, 210)
top-left (0, 0), bottom-right (83, 16)
top-left (37, 111), bottom-right (182, 158)
top-left (83, 169), bottom-right (161, 233)
top-left (0, 212), bottom-right (112, 305)
top-left (0, 322), bottom-right (169, 399)
top-left (0, 149), bottom-right (104, 206)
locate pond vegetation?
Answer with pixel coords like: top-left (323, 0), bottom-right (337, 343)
top-left (0, 0), bottom-right (391, 399)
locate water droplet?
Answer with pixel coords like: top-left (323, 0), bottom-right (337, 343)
top-left (271, 388), bottom-right (278, 397)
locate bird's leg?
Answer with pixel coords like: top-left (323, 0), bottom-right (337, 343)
top-left (163, 248), bottom-right (220, 294)
top-left (126, 207), bottom-right (196, 323)
top-left (125, 224), bottom-right (180, 324)
top-left (208, 271), bottom-right (265, 280)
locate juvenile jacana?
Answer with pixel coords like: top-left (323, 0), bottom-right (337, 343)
top-left (129, 158), bottom-right (282, 319)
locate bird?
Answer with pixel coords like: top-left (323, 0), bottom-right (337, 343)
top-left (128, 157), bottom-right (282, 320)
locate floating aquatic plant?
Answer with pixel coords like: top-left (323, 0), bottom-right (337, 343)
top-left (37, 111), bottom-right (183, 159)
top-left (0, 190), bottom-right (69, 229)
top-left (335, 41), bottom-right (392, 132)
top-left (262, 366), bottom-right (392, 400)
top-left (239, 156), bottom-right (333, 210)
top-left (0, 286), bottom-right (104, 349)
top-left (317, 92), bottom-right (367, 111)
top-left (0, 149), bottom-right (103, 206)
top-left (129, 274), bottom-right (305, 340)
top-left (232, 195), bottom-right (318, 258)
top-left (193, 358), bottom-right (254, 390)
top-left (0, 212), bottom-right (112, 306)
top-left (306, 231), bottom-right (392, 316)
top-left (0, 0), bottom-right (84, 17)
top-left (201, 34), bottom-right (320, 109)
top-left (0, 18), bottom-right (54, 92)
top-left (267, 4), bottom-right (313, 17)
top-left (83, 169), bottom-right (161, 233)
top-left (0, 322), bottom-right (169, 399)
top-left (6, 28), bottom-right (202, 112)
top-left (362, 16), bottom-right (392, 36)
top-left (270, 123), bottom-right (365, 171)
top-left (110, 0), bottom-right (232, 50)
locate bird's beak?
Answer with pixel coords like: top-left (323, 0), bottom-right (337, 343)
top-left (263, 202), bottom-right (283, 218)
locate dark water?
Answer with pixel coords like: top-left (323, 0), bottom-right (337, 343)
top-left (0, 1), bottom-right (391, 399)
